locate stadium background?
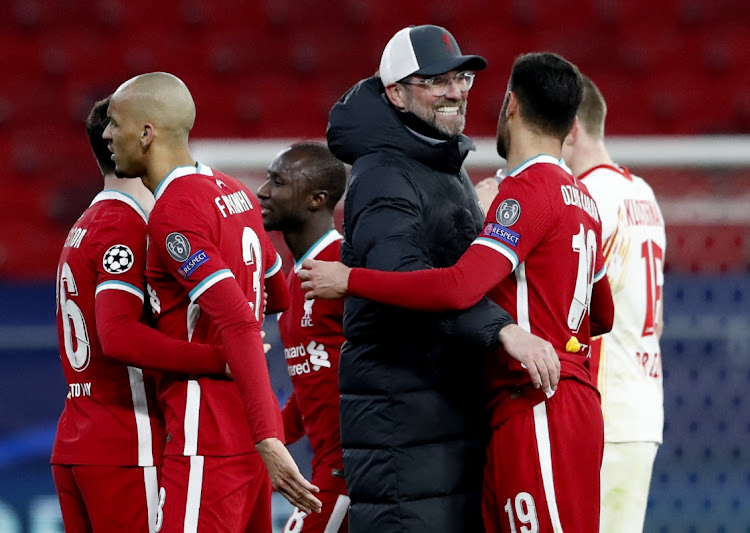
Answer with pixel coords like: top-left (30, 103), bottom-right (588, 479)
top-left (1, 1), bottom-right (749, 531)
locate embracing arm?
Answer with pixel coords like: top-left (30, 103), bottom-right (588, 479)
top-left (301, 244), bottom-right (509, 312)
top-left (96, 288), bottom-right (226, 374)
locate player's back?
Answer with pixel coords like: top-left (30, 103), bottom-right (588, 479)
top-left (485, 158), bottom-right (606, 394)
top-left (146, 163), bottom-right (280, 457)
top-left (53, 191), bottom-right (163, 467)
top-left (581, 165), bottom-right (665, 442)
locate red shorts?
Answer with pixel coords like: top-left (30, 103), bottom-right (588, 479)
top-left (159, 453), bottom-right (272, 533)
top-left (482, 379), bottom-right (604, 533)
top-left (52, 464), bottom-right (159, 532)
top-left (283, 491), bottom-right (349, 533)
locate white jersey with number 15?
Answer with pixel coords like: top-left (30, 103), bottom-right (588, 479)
top-left (581, 164), bottom-right (666, 444)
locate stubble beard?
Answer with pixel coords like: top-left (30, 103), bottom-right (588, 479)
top-left (496, 115), bottom-right (509, 160)
top-left (406, 93), bottom-right (467, 138)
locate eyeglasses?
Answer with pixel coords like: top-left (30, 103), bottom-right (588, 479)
top-left (399, 72), bottom-right (476, 97)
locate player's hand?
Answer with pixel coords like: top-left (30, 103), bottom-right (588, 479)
top-left (475, 177), bottom-right (499, 216)
top-left (256, 437), bottom-right (322, 514)
top-left (298, 259), bottom-right (351, 300)
top-left (498, 324), bottom-right (560, 394)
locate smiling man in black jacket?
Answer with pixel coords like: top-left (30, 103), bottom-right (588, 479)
top-left (326, 25), bottom-right (557, 533)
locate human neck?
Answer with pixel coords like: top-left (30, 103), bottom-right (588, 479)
top-left (568, 139), bottom-right (615, 177)
top-left (102, 173), bottom-right (155, 215)
top-left (283, 215), bottom-right (336, 262)
top-left (140, 144), bottom-right (196, 194)
top-left (505, 127), bottom-right (563, 173)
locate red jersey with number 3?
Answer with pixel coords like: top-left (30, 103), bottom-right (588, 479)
top-left (473, 155), bottom-right (607, 404)
top-left (145, 163), bottom-right (283, 457)
top-left (277, 230), bottom-right (346, 491)
top-left (52, 191), bottom-right (163, 467)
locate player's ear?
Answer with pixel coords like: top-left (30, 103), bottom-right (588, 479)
top-left (506, 91), bottom-right (518, 118)
top-left (308, 190), bottom-right (329, 211)
top-left (564, 117), bottom-right (579, 146)
top-left (384, 83), bottom-right (407, 110)
top-left (141, 123), bottom-right (155, 149)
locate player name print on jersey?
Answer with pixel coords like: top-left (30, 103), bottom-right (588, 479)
top-left (67, 382), bottom-right (92, 398)
top-left (560, 185), bottom-right (600, 222)
top-left (214, 189), bottom-right (254, 218)
top-left (64, 227), bottom-right (87, 248)
top-left (623, 198), bottom-right (663, 226)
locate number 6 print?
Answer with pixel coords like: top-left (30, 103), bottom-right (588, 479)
top-left (58, 262), bottom-right (91, 371)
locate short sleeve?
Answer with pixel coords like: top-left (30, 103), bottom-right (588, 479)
top-left (472, 174), bottom-right (554, 272)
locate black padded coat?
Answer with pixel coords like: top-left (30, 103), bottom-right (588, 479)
top-left (326, 77), bottom-right (514, 533)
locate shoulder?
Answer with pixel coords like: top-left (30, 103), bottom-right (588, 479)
top-left (89, 198), bottom-right (148, 236)
top-left (348, 153), bottom-right (422, 203)
top-left (320, 237), bottom-right (343, 260)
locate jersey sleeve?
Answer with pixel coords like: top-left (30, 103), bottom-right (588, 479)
top-left (347, 245), bottom-right (508, 311)
top-left (150, 194), bottom-right (280, 443)
top-left (471, 171), bottom-right (554, 272)
top-left (93, 208), bottom-right (150, 300)
top-left (280, 392), bottom-right (306, 445)
top-left (94, 208), bottom-right (226, 374)
top-left (263, 236), bottom-right (289, 314)
top-left (590, 219), bottom-right (614, 336)
top-left (96, 289), bottom-right (226, 374)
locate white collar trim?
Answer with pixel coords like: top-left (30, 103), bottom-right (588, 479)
top-left (91, 190), bottom-right (149, 224)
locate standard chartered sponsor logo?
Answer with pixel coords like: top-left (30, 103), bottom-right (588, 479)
top-left (285, 340), bottom-right (331, 376)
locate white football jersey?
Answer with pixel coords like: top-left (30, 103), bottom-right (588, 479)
top-left (581, 165), bottom-right (666, 443)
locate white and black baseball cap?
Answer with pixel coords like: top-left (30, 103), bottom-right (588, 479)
top-left (379, 25), bottom-right (488, 86)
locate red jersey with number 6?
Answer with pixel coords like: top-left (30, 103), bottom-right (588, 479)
top-left (52, 191), bottom-right (163, 467)
top-left (146, 163), bottom-right (284, 457)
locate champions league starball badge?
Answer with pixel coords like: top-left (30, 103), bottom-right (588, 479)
top-left (103, 244), bottom-right (135, 274)
top-left (496, 199), bottom-right (521, 226)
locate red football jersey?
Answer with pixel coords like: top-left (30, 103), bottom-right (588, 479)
top-left (347, 156), bottom-right (610, 410)
top-left (473, 156), bottom-right (607, 398)
top-left (146, 163), bottom-right (284, 457)
top-left (278, 230), bottom-right (346, 490)
top-left (52, 191), bottom-right (163, 466)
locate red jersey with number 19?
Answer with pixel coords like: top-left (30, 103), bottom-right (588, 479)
top-left (52, 191), bottom-right (162, 467)
top-left (278, 230), bottom-right (346, 491)
top-left (146, 163), bottom-right (284, 457)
